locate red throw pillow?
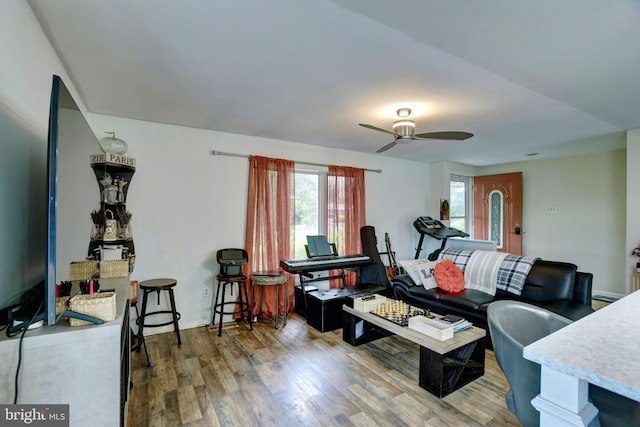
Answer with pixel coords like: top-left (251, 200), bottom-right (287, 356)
top-left (434, 259), bottom-right (465, 293)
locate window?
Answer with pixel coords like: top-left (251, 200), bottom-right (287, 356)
top-left (293, 167), bottom-right (364, 271)
top-left (489, 190), bottom-right (504, 248)
top-left (449, 174), bottom-right (472, 234)
top-left (294, 171), bottom-right (324, 258)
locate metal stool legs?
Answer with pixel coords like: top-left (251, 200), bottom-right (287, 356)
top-left (167, 288), bottom-right (181, 345)
top-left (136, 292), bottom-right (152, 367)
top-left (211, 278), bottom-right (253, 337)
top-left (257, 281), bottom-right (287, 329)
top-left (212, 278), bottom-right (225, 337)
top-left (132, 302), bottom-right (151, 367)
top-left (137, 278), bottom-right (182, 366)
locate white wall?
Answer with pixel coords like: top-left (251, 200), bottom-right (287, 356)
top-left (0, 1), bottom-right (86, 132)
top-left (626, 129), bottom-right (640, 294)
top-left (84, 114), bottom-right (431, 330)
top-left (480, 147), bottom-right (627, 297)
top-left (0, 1), bottom-right (83, 306)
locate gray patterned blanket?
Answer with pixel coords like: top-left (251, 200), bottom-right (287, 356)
top-left (438, 248), bottom-right (540, 295)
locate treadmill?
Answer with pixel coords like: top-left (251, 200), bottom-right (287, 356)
top-left (413, 216), bottom-right (469, 260)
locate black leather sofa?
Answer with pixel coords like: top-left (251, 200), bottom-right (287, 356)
top-left (392, 259), bottom-right (595, 339)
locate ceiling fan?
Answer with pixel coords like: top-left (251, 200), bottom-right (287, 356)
top-left (359, 108), bottom-right (473, 153)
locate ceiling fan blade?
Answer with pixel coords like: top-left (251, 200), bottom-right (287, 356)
top-left (414, 131), bottom-right (474, 140)
top-left (376, 141), bottom-right (397, 153)
top-left (359, 123), bottom-right (401, 137)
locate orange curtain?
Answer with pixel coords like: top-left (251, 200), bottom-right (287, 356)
top-left (245, 156), bottom-right (295, 317)
top-left (327, 165), bottom-right (366, 287)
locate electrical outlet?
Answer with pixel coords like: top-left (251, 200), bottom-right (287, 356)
top-left (545, 206), bottom-right (558, 213)
top-left (203, 286), bottom-right (210, 297)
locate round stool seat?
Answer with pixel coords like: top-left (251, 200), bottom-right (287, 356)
top-left (252, 273), bottom-right (286, 285)
top-left (216, 274), bottom-right (247, 281)
top-left (252, 271), bottom-right (288, 329)
top-left (140, 278), bottom-right (177, 290)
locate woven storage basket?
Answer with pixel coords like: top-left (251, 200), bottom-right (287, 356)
top-left (69, 292), bottom-right (116, 326)
top-left (55, 296), bottom-right (70, 315)
top-left (69, 260), bottom-right (99, 280)
top-left (99, 259), bottom-right (129, 278)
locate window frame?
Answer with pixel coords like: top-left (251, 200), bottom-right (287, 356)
top-left (449, 173), bottom-right (473, 235)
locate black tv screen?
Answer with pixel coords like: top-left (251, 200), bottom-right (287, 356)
top-left (45, 76), bottom-right (102, 325)
top-left (44, 76), bottom-right (60, 325)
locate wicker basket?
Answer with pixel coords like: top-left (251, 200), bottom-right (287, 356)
top-left (69, 260), bottom-right (99, 280)
top-left (69, 292), bottom-right (116, 326)
top-left (99, 259), bottom-right (129, 278)
top-left (56, 296), bottom-right (70, 315)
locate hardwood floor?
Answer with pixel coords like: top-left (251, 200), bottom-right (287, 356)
top-left (127, 315), bottom-right (520, 426)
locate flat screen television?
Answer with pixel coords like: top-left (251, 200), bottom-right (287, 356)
top-left (45, 75), bottom-right (102, 325)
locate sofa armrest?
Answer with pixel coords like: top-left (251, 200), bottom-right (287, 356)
top-left (391, 274), bottom-right (418, 289)
top-left (573, 271), bottom-right (593, 305)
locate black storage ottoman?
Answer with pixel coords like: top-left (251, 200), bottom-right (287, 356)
top-left (294, 284), bottom-right (319, 317)
top-left (306, 287), bottom-right (370, 332)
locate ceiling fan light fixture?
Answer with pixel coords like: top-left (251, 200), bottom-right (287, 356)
top-left (393, 119), bottom-right (415, 138)
top-left (360, 106), bottom-right (473, 153)
top-left (393, 119), bottom-right (415, 129)
top-left (396, 107), bottom-right (412, 118)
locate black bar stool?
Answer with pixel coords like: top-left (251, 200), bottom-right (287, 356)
top-left (211, 248), bottom-right (253, 336)
top-left (137, 278), bottom-right (182, 365)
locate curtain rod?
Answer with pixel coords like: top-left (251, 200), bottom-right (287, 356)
top-left (210, 149), bottom-right (382, 173)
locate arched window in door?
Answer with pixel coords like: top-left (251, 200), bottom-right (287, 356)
top-left (489, 190), bottom-right (504, 248)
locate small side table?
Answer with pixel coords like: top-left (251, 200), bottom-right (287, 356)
top-left (252, 271), bottom-right (288, 329)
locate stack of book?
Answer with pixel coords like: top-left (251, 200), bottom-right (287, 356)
top-left (436, 314), bottom-right (472, 333)
top-left (408, 316), bottom-right (454, 340)
top-left (352, 293), bottom-right (387, 312)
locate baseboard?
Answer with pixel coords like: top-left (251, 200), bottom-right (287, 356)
top-left (592, 289), bottom-right (625, 303)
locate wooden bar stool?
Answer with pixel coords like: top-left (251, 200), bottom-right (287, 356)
top-left (253, 271), bottom-right (288, 329)
top-left (137, 278), bottom-right (182, 363)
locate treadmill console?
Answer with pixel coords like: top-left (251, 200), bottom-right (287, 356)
top-left (415, 216), bottom-right (444, 230)
top-left (412, 216), bottom-right (469, 259)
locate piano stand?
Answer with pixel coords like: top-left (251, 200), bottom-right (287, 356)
top-left (280, 254), bottom-right (372, 317)
top-left (298, 270), bottom-right (347, 310)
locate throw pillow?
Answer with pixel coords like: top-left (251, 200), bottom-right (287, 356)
top-left (434, 259), bottom-right (465, 293)
top-left (398, 259), bottom-right (437, 288)
top-left (414, 260), bottom-right (438, 289)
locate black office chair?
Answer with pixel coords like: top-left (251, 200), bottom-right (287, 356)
top-left (488, 300), bottom-right (640, 427)
top-left (211, 248), bottom-right (253, 337)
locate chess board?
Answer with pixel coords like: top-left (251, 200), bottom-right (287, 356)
top-left (370, 299), bottom-right (430, 327)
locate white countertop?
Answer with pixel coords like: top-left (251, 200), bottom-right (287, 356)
top-left (524, 290), bottom-right (640, 402)
top-left (0, 277), bottom-right (130, 425)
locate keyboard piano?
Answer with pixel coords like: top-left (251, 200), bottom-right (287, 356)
top-left (281, 254), bottom-right (372, 312)
top-left (280, 254), bottom-right (371, 274)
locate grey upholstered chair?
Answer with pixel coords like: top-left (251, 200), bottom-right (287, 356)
top-left (487, 300), bottom-right (640, 427)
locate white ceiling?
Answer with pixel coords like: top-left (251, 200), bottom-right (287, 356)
top-left (28, 0), bottom-right (639, 166)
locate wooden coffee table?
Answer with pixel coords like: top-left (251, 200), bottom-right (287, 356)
top-left (342, 304), bottom-right (486, 398)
